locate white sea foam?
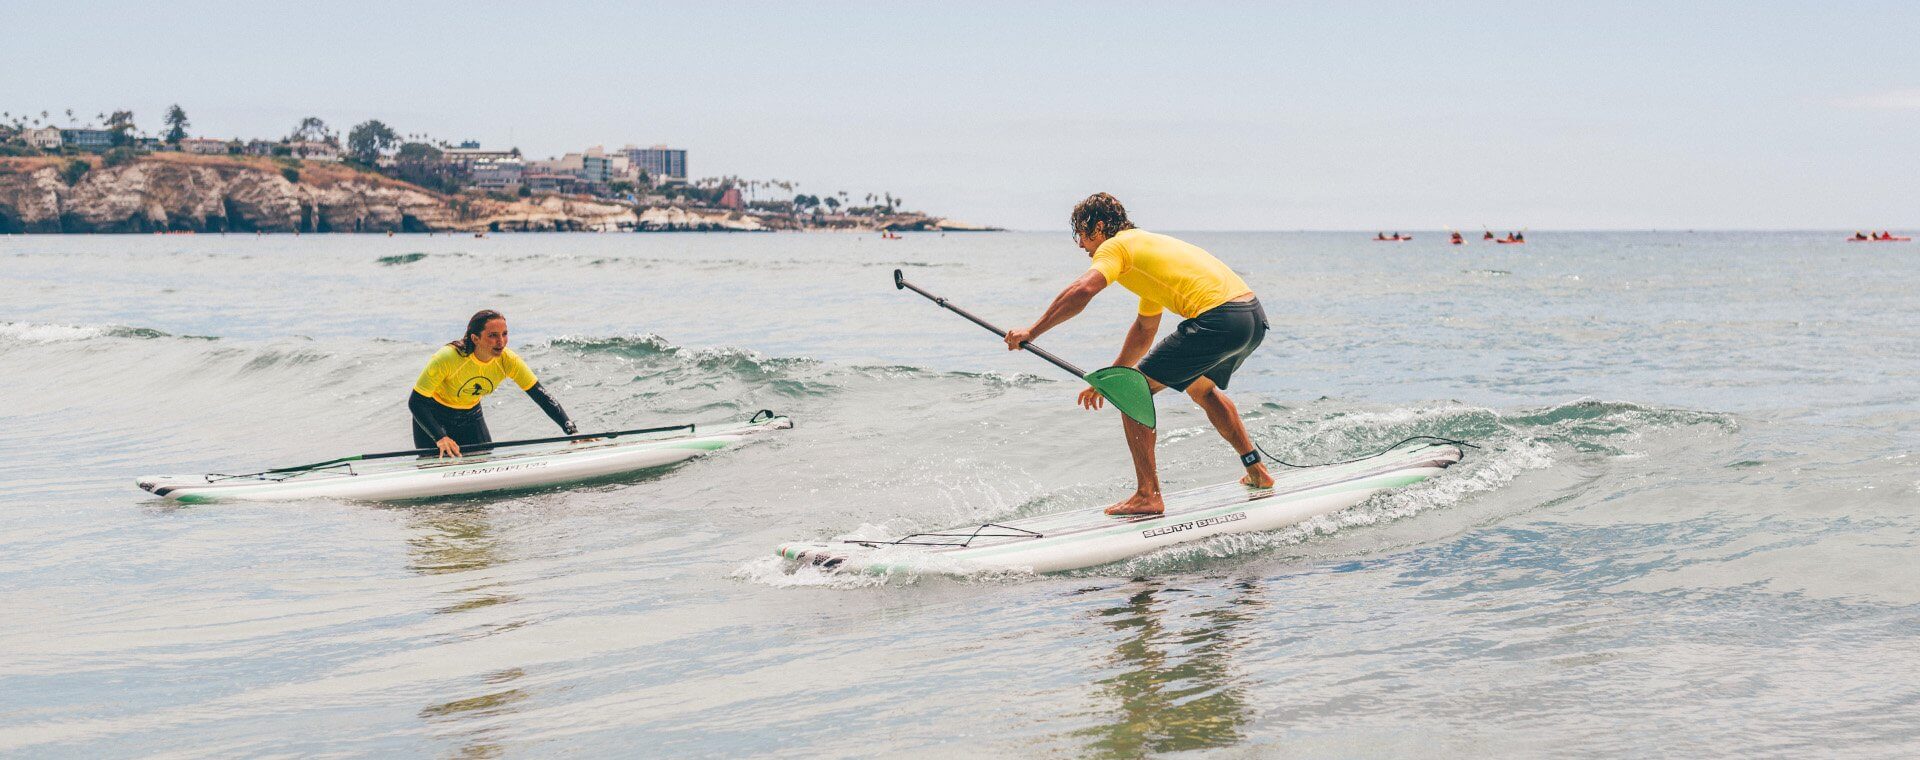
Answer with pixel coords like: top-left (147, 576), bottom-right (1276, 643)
top-left (0, 321), bottom-right (111, 344)
top-left (732, 545), bottom-right (1035, 588)
top-left (1097, 437), bottom-right (1556, 575)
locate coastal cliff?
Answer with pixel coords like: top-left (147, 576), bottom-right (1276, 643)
top-left (0, 154), bottom-right (988, 234)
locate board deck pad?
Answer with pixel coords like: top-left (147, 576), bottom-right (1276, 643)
top-left (776, 441), bottom-right (1464, 575)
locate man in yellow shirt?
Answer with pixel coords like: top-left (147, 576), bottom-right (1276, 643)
top-left (1005, 193), bottom-right (1273, 515)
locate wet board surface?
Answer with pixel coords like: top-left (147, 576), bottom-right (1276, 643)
top-left (138, 415), bottom-right (792, 503)
top-left (777, 441), bottom-right (1464, 574)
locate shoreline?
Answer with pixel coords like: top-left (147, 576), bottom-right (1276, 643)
top-left (0, 154), bottom-right (998, 235)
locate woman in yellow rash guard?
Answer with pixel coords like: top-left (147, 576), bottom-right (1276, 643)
top-left (409, 309), bottom-right (576, 458)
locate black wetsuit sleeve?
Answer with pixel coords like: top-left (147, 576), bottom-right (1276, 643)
top-left (526, 382), bottom-right (577, 434)
top-left (409, 391), bottom-right (449, 442)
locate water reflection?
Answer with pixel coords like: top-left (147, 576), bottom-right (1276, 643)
top-left (418, 667), bottom-right (529, 758)
top-left (395, 504), bottom-right (534, 757)
top-left (401, 504), bottom-right (509, 577)
top-left (398, 504), bottom-right (524, 614)
top-left (1076, 580), bottom-right (1262, 757)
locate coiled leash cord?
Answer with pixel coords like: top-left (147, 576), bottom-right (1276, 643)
top-left (1242, 435), bottom-right (1482, 470)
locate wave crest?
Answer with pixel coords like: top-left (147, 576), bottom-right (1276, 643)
top-left (0, 321), bottom-right (202, 346)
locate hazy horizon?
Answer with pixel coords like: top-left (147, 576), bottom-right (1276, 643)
top-left (6, 1), bottom-right (1916, 231)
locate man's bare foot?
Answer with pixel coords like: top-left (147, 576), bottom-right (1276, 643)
top-left (1241, 465), bottom-right (1275, 488)
top-left (1105, 492), bottom-right (1165, 516)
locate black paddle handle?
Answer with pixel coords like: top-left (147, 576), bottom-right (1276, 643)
top-left (894, 269), bottom-right (1087, 377)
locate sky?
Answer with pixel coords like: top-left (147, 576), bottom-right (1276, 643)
top-left (4, 1), bottom-right (1917, 230)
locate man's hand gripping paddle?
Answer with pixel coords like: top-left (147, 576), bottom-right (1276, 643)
top-left (893, 269), bottom-right (1156, 429)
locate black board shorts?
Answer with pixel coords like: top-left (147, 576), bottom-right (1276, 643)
top-left (412, 402), bottom-right (493, 449)
top-left (1139, 298), bottom-right (1268, 392)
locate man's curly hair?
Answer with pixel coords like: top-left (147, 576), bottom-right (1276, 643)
top-left (1070, 193), bottom-right (1137, 240)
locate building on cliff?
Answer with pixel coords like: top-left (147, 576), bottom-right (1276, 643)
top-left (287, 141), bottom-right (341, 162)
top-left (24, 127), bottom-right (62, 151)
top-left (443, 146), bottom-right (518, 165)
top-left (522, 170), bottom-right (582, 195)
top-left (470, 159), bottom-right (525, 192)
top-left (622, 145), bottom-right (686, 181)
top-left (179, 137), bottom-right (231, 155)
top-left (59, 128), bottom-right (114, 151)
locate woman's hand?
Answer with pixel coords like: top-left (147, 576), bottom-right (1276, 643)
top-left (436, 437), bottom-right (462, 458)
top-left (1078, 386), bottom-right (1106, 411)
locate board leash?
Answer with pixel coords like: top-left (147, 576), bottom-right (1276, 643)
top-left (1252, 435), bottom-right (1481, 470)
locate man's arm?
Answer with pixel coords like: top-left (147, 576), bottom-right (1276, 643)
top-left (1004, 270), bottom-right (1107, 350)
top-left (1114, 312), bottom-right (1162, 367)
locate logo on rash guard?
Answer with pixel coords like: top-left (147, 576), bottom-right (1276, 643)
top-left (459, 376), bottom-right (495, 398)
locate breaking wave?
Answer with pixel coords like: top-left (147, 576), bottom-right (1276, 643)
top-left (751, 398), bottom-right (1740, 584)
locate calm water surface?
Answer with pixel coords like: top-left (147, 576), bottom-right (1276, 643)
top-left (2, 231), bottom-right (1917, 757)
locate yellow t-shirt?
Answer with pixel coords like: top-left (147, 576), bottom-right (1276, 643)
top-left (1088, 229), bottom-right (1253, 318)
top-left (412, 345), bottom-right (538, 410)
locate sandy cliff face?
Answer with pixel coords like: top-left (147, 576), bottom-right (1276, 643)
top-left (0, 157), bottom-right (431, 232)
top-left (0, 156), bottom-right (649, 233)
top-left (0, 155), bottom-right (989, 234)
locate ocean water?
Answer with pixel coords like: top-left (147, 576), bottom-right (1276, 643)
top-left (1, 231), bottom-right (1917, 757)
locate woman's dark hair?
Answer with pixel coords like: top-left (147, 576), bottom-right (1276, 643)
top-left (1070, 192), bottom-right (1137, 240)
top-left (449, 309), bottom-right (505, 355)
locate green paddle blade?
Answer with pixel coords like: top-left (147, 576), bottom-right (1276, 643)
top-left (1085, 366), bottom-right (1156, 429)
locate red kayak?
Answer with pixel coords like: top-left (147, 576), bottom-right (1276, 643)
top-left (1496, 239), bottom-right (1525, 244)
top-left (1848, 236), bottom-right (1910, 242)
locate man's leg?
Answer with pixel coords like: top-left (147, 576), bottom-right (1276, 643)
top-left (1107, 379), bottom-right (1170, 515)
top-left (1185, 377), bottom-right (1275, 488)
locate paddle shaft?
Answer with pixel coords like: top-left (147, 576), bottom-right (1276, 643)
top-left (893, 269), bottom-right (1088, 378)
top-left (263, 422), bottom-right (697, 475)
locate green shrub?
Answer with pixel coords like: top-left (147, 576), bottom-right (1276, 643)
top-left (102, 147), bottom-right (137, 167)
top-left (61, 159), bottom-right (90, 185)
top-left (281, 167), bottom-right (300, 184)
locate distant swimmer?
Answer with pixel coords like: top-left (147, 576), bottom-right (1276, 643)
top-left (410, 310), bottom-right (577, 458)
top-left (1004, 193), bottom-right (1273, 515)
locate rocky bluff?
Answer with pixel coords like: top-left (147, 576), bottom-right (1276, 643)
top-left (0, 154), bottom-right (768, 234)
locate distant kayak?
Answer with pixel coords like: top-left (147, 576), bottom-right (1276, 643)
top-left (1848, 237), bottom-right (1909, 242)
top-left (1374, 237), bottom-right (1413, 242)
top-left (1496, 239), bottom-right (1526, 245)
top-left (138, 412), bottom-right (792, 503)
